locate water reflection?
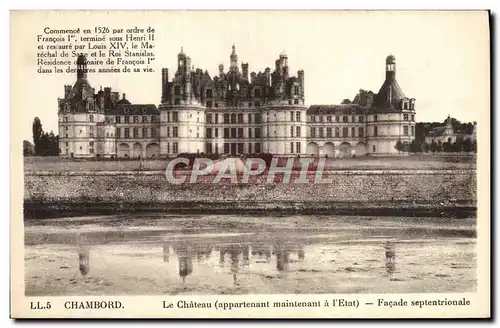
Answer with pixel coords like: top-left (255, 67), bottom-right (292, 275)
top-left (78, 246), bottom-right (90, 277)
top-left (384, 241), bottom-right (396, 278)
top-left (71, 237), bottom-right (416, 288)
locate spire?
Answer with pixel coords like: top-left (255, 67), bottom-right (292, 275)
top-left (230, 43), bottom-right (238, 70)
top-left (232, 43), bottom-right (236, 55)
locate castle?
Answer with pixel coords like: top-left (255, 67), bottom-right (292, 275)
top-left (58, 47), bottom-right (416, 158)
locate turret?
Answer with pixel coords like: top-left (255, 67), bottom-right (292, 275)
top-left (385, 54), bottom-right (396, 82)
top-left (76, 54), bottom-right (87, 80)
top-left (230, 43), bottom-right (238, 71)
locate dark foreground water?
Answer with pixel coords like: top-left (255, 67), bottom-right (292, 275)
top-left (24, 215), bottom-right (476, 296)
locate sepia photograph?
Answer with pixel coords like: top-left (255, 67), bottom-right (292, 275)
top-left (11, 10), bottom-right (490, 318)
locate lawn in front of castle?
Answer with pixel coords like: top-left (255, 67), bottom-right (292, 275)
top-left (24, 154), bottom-right (476, 172)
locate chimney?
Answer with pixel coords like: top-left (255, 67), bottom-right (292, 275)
top-left (250, 72), bottom-right (256, 84)
top-left (241, 63), bottom-right (249, 81)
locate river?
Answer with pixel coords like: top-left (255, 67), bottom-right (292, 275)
top-left (24, 214), bottom-right (476, 296)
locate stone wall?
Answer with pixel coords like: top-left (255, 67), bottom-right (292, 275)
top-left (24, 170), bottom-right (476, 209)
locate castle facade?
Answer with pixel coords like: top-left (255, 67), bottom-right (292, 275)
top-left (58, 47), bottom-right (416, 158)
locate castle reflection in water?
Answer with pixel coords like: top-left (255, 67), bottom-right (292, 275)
top-left (76, 239), bottom-right (398, 284)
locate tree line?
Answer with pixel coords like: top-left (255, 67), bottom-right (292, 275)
top-left (24, 117), bottom-right (59, 156)
top-left (395, 120), bottom-right (477, 154)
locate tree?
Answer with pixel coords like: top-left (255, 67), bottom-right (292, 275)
top-left (430, 140), bottom-right (438, 153)
top-left (462, 138), bottom-right (473, 152)
top-left (341, 99), bottom-right (351, 104)
top-left (409, 140), bottom-right (422, 153)
top-left (395, 140), bottom-right (409, 153)
top-left (32, 117), bottom-right (43, 155)
top-left (23, 140), bottom-right (34, 156)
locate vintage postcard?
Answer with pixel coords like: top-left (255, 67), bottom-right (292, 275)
top-left (10, 10), bottom-right (490, 319)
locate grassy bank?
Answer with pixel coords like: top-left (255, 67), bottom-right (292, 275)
top-left (24, 154), bottom-right (476, 172)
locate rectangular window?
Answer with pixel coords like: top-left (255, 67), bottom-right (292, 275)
top-left (403, 114), bottom-right (409, 121)
top-left (248, 128), bottom-right (252, 138)
top-left (296, 126), bottom-right (300, 137)
top-left (335, 116), bottom-right (339, 123)
top-left (166, 127), bottom-right (170, 138)
top-left (172, 127), bottom-right (178, 138)
top-left (310, 127), bottom-right (316, 138)
top-left (335, 127), bottom-right (340, 138)
top-left (343, 116), bottom-right (348, 123)
top-left (311, 116), bottom-right (316, 123)
top-left (173, 112), bottom-right (178, 122)
top-left (63, 117), bottom-right (68, 123)
top-left (231, 114), bottom-right (236, 124)
top-left (124, 128), bottom-right (130, 138)
top-left (206, 143), bottom-right (213, 154)
top-left (142, 127), bottom-right (148, 138)
top-left (174, 86), bottom-right (181, 95)
top-left (296, 142), bottom-right (301, 154)
top-left (359, 115), bottom-right (364, 123)
top-left (255, 143), bottom-right (261, 153)
top-left (89, 115), bottom-right (94, 122)
top-left (151, 127), bottom-right (157, 138)
top-left (206, 114), bottom-right (212, 124)
top-left (411, 125), bottom-right (415, 136)
top-left (142, 116), bottom-right (147, 123)
top-left (151, 116), bottom-right (157, 123)
top-left (351, 116), bottom-right (356, 123)
top-left (224, 128), bottom-right (229, 138)
top-left (342, 127), bottom-right (348, 137)
top-left (238, 128), bottom-right (243, 138)
top-left (248, 143), bottom-right (253, 154)
top-left (255, 128), bottom-right (261, 138)
top-left (255, 101), bottom-right (260, 107)
top-left (319, 116), bottom-right (324, 123)
top-left (248, 113), bottom-right (252, 124)
top-left (351, 127), bottom-right (355, 137)
top-left (206, 101), bottom-right (212, 108)
top-left (116, 127), bottom-right (121, 138)
top-left (290, 126), bottom-right (294, 137)
top-left (290, 142), bottom-right (294, 153)
top-left (294, 99), bottom-right (299, 105)
top-left (166, 112), bottom-right (170, 122)
top-left (296, 112), bottom-right (301, 122)
top-left (358, 127), bottom-right (364, 137)
top-left (374, 126), bottom-right (378, 136)
top-left (206, 128), bottom-right (212, 139)
top-left (327, 127), bottom-right (332, 138)
top-left (166, 143), bottom-right (170, 154)
top-left (224, 143), bottom-right (230, 154)
top-left (319, 127), bottom-right (324, 138)
top-left (327, 116), bottom-right (332, 123)
top-left (124, 116), bottom-right (130, 123)
top-left (231, 128), bottom-right (236, 138)
top-left (215, 128), bottom-right (219, 138)
top-left (133, 128), bottom-right (139, 138)
top-left (290, 112), bottom-right (294, 122)
top-left (404, 126), bottom-right (409, 136)
top-left (133, 116), bottom-right (138, 123)
top-left (237, 143), bottom-right (244, 154)
top-left (214, 114), bottom-right (219, 124)
top-left (238, 114), bottom-right (243, 124)
top-left (255, 114), bottom-right (261, 124)
top-left (374, 115), bottom-right (378, 122)
top-left (173, 142), bottom-right (178, 154)
top-left (224, 114), bottom-right (230, 124)
top-left (294, 85), bottom-right (299, 95)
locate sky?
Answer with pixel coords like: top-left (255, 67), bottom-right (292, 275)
top-left (12, 11), bottom-right (490, 142)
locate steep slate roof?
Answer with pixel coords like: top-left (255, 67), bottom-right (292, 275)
top-left (67, 78), bottom-right (94, 102)
top-left (307, 104), bottom-right (368, 115)
top-left (372, 79), bottom-right (406, 113)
